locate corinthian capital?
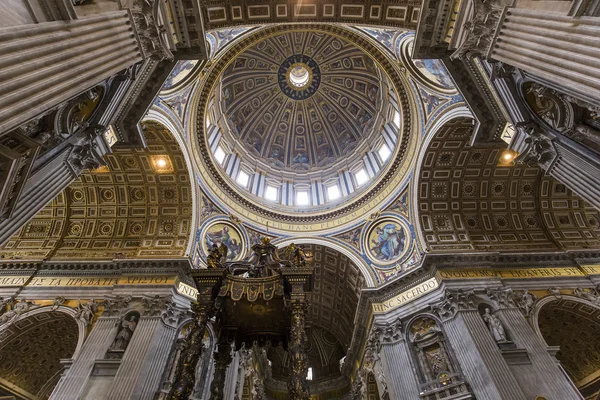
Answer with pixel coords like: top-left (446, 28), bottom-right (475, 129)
top-left (450, 0), bottom-right (505, 61)
top-left (102, 295), bottom-right (132, 317)
top-left (485, 286), bottom-right (516, 309)
top-left (131, 0), bottom-right (174, 62)
top-left (430, 289), bottom-right (476, 321)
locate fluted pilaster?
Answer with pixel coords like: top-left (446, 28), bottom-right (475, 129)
top-left (132, 323), bottom-right (178, 400)
top-left (106, 318), bottom-right (160, 399)
top-left (443, 312), bottom-right (523, 400)
top-left (380, 340), bottom-right (419, 400)
top-left (492, 8), bottom-right (600, 107)
top-left (0, 11), bottom-right (142, 134)
top-left (50, 318), bottom-right (119, 400)
top-left (0, 146), bottom-right (73, 245)
top-left (498, 308), bottom-right (581, 398)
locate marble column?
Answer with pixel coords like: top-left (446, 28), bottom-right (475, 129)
top-left (498, 307), bottom-right (581, 398)
top-left (0, 11), bottom-right (143, 134)
top-left (0, 146), bottom-right (74, 245)
top-left (491, 8), bottom-right (600, 107)
top-left (50, 317), bottom-right (119, 399)
top-left (380, 339), bottom-right (420, 400)
top-left (209, 342), bottom-right (233, 400)
top-left (287, 301), bottom-right (310, 400)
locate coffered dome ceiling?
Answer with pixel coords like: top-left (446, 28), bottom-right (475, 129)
top-left (215, 31), bottom-right (387, 175)
top-left (193, 24), bottom-right (417, 234)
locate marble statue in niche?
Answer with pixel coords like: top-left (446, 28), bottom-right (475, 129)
top-left (109, 312), bottom-right (140, 352)
top-left (481, 308), bottom-right (509, 344)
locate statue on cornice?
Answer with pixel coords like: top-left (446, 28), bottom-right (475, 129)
top-left (284, 243), bottom-right (307, 267)
top-left (75, 299), bottom-right (98, 326)
top-left (207, 243), bottom-right (227, 268)
top-left (573, 287), bottom-right (600, 305)
top-left (516, 290), bottom-right (536, 317)
top-left (0, 299), bottom-right (39, 327)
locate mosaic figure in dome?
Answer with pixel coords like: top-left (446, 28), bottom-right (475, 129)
top-left (370, 223), bottom-right (406, 261)
top-left (205, 224), bottom-right (242, 260)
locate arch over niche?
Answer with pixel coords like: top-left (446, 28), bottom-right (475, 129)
top-left (0, 121), bottom-right (193, 261)
top-left (416, 117), bottom-right (600, 253)
top-left (0, 310), bottom-right (79, 399)
top-left (259, 238), bottom-right (367, 396)
top-left (533, 295), bottom-right (600, 398)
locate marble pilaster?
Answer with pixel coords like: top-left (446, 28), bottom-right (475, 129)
top-left (0, 12), bottom-right (143, 134)
top-left (491, 8), bottom-right (600, 107)
top-left (498, 307), bottom-right (582, 399)
top-left (50, 317), bottom-right (119, 400)
top-left (380, 339), bottom-right (419, 400)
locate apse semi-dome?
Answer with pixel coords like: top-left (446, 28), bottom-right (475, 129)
top-left (205, 30), bottom-right (402, 211)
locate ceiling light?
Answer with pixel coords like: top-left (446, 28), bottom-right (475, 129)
top-left (156, 158), bottom-right (167, 167)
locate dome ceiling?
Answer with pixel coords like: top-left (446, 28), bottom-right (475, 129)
top-left (216, 31), bottom-right (387, 175)
top-left (191, 24), bottom-right (416, 234)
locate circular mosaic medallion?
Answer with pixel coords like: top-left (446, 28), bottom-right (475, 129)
top-left (201, 221), bottom-right (245, 262)
top-left (278, 55), bottom-right (321, 100)
top-left (365, 217), bottom-right (411, 265)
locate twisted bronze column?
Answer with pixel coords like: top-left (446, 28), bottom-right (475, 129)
top-left (167, 302), bottom-right (213, 399)
top-left (210, 341), bottom-right (233, 400)
top-left (287, 300), bottom-right (310, 400)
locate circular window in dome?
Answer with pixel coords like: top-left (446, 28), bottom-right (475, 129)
top-left (289, 64), bottom-right (310, 88)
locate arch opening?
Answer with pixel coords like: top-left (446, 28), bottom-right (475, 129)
top-left (538, 298), bottom-right (600, 399)
top-left (0, 311), bottom-right (79, 399)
